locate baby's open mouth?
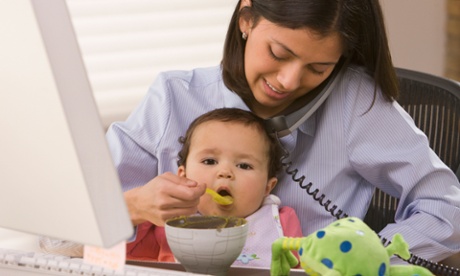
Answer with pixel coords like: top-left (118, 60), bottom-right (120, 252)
top-left (218, 190), bottom-right (231, 197)
top-left (216, 189), bottom-right (233, 205)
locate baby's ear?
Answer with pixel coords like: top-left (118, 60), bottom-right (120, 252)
top-left (177, 165), bottom-right (186, 177)
top-left (265, 177), bottom-right (278, 195)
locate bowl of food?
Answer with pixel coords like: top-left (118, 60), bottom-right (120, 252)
top-left (165, 215), bottom-right (248, 276)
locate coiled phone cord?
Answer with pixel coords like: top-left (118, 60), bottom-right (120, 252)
top-left (280, 153), bottom-right (349, 220)
top-left (275, 133), bottom-right (459, 275)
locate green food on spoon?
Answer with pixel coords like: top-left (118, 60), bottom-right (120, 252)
top-left (206, 188), bottom-right (233, 205)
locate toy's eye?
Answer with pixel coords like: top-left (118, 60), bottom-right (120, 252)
top-left (298, 247), bottom-right (303, 256)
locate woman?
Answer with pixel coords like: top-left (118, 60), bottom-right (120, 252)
top-left (43, 0), bottom-right (460, 267)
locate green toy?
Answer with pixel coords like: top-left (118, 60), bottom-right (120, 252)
top-left (271, 217), bottom-right (433, 276)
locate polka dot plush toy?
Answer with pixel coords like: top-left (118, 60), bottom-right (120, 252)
top-left (270, 217), bottom-right (433, 276)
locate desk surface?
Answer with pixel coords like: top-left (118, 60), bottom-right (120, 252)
top-left (0, 228), bottom-right (41, 253)
top-left (0, 229), bottom-right (307, 276)
top-left (129, 260), bottom-right (307, 276)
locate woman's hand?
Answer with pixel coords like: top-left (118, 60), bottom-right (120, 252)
top-left (124, 172), bottom-right (206, 226)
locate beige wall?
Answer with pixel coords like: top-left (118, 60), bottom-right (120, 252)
top-left (381, 0), bottom-right (446, 77)
top-left (446, 0), bottom-right (460, 81)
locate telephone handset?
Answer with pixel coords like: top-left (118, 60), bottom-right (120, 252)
top-left (264, 61), bottom-right (460, 275)
top-left (265, 57), bottom-right (346, 138)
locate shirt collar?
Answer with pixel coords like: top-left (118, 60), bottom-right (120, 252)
top-left (275, 112), bottom-right (316, 154)
top-left (297, 112), bottom-right (316, 137)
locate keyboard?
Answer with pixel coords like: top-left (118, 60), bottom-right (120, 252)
top-left (0, 248), bottom-right (206, 276)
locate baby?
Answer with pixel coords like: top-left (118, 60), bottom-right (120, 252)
top-left (127, 108), bottom-right (303, 267)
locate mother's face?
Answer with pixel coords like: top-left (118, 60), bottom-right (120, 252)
top-left (239, 17), bottom-right (343, 118)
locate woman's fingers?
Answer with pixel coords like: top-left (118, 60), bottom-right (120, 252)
top-left (124, 172), bottom-right (205, 227)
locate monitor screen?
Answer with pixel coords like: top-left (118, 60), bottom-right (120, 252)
top-left (0, 0), bottom-right (133, 248)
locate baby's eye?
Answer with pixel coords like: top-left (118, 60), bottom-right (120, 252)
top-left (237, 163), bottom-right (253, 170)
top-left (202, 159), bottom-right (217, 165)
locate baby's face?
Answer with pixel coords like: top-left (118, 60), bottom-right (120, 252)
top-left (178, 120), bottom-right (277, 218)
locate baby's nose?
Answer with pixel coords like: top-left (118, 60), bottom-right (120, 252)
top-left (218, 170), bottom-right (233, 179)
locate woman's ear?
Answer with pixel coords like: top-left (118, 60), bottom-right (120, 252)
top-left (239, 0), bottom-right (252, 10)
top-left (177, 165), bottom-right (186, 177)
top-left (238, 0), bottom-right (252, 37)
top-left (265, 177), bottom-right (278, 196)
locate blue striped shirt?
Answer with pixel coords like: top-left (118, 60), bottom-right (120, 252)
top-left (106, 65), bottom-right (460, 263)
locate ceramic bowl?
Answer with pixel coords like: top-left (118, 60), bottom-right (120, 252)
top-left (165, 215), bottom-right (248, 276)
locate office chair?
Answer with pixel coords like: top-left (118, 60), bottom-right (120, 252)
top-left (362, 68), bottom-right (460, 274)
top-left (363, 68), bottom-right (460, 233)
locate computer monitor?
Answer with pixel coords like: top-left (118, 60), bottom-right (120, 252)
top-left (0, 0), bottom-right (133, 248)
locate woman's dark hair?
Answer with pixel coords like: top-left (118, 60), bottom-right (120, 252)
top-left (221, 0), bottom-right (398, 107)
top-left (177, 108), bottom-right (282, 178)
